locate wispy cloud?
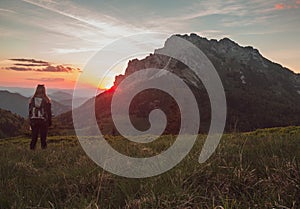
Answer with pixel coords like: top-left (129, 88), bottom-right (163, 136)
top-left (13, 0), bottom-right (290, 55)
top-left (5, 66), bottom-right (79, 72)
top-left (238, 29), bottom-right (286, 36)
top-left (4, 58), bottom-right (80, 72)
top-left (128, 0), bottom-right (279, 32)
top-left (26, 77), bottom-right (64, 82)
top-left (274, 1), bottom-right (299, 10)
top-left (21, 0), bottom-right (143, 35)
top-left (0, 8), bottom-right (16, 13)
top-left (9, 58), bottom-right (49, 65)
top-left (18, 0), bottom-right (145, 56)
top-left (221, 14), bottom-right (276, 27)
top-left (178, 1), bottom-right (246, 20)
top-left (50, 47), bottom-right (99, 54)
top-left (14, 63), bottom-right (48, 67)
top-left (275, 3), bottom-right (285, 10)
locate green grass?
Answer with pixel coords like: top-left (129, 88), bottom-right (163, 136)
top-left (0, 126), bottom-right (299, 209)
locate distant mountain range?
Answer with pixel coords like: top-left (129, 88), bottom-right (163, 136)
top-left (0, 86), bottom-right (103, 99)
top-left (48, 91), bottom-right (89, 108)
top-left (0, 86), bottom-right (72, 97)
top-left (59, 33), bottom-right (300, 134)
top-left (0, 87), bottom-right (96, 110)
top-left (0, 90), bottom-right (71, 117)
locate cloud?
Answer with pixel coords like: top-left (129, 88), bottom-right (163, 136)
top-left (15, 0), bottom-right (290, 57)
top-left (14, 63), bottom-right (48, 67)
top-left (51, 47), bottom-right (98, 54)
top-left (12, 58), bottom-right (50, 67)
top-left (38, 65), bottom-right (80, 72)
top-left (221, 14), bottom-right (276, 27)
top-left (9, 58), bottom-right (49, 65)
top-left (0, 8), bottom-right (16, 13)
top-left (4, 58), bottom-right (80, 73)
top-left (21, 0), bottom-right (143, 36)
top-left (274, 1), bottom-right (299, 10)
top-left (5, 65), bottom-right (79, 72)
top-left (9, 58), bottom-right (49, 64)
top-left (6, 67), bottom-right (33, 71)
top-left (275, 3), bottom-right (285, 10)
top-left (18, 0), bottom-right (145, 56)
top-left (26, 77), bottom-right (65, 82)
top-left (124, 1), bottom-right (280, 31)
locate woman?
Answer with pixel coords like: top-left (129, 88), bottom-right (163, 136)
top-left (29, 84), bottom-right (52, 150)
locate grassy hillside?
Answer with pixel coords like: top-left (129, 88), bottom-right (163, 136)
top-left (0, 126), bottom-right (299, 208)
top-left (0, 108), bottom-right (26, 138)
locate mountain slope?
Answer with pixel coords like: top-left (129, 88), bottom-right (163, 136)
top-left (0, 108), bottom-right (26, 138)
top-left (59, 33), bottom-right (300, 133)
top-left (49, 91), bottom-right (73, 102)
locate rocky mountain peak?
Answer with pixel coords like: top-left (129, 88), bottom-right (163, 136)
top-left (60, 33), bottom-right (300, 133)
top-left (114, 33), bottom-right (299, 91)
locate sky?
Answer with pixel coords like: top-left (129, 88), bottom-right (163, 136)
top-left (0, 0), bottom-right (299, 90)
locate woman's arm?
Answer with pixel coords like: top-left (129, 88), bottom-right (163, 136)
top-left (28, 98), bottom-right (33, 119)
top-left (47, 102), bottom-right (52, 126)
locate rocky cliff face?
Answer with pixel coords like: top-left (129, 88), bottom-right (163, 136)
top-left (62, 33), bottom-right (300, 134)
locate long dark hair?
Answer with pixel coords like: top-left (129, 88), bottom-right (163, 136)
top-left (31, 84), bottom-right (51, 103)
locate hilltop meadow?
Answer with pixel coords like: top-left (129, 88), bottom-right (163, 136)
top-left (0, 126), bottom-right (299, 209)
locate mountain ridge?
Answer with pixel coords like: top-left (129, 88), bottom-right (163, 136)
top-left (0, 90), bottom-right (72, 117)
top-left (59, 33), bottom-right (300, 133)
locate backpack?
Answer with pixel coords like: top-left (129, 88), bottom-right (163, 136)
top-left (29, 97), bottom-right (47, 120)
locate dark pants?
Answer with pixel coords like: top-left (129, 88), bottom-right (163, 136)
top-left (30, 120), bottom-right (48, 150)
